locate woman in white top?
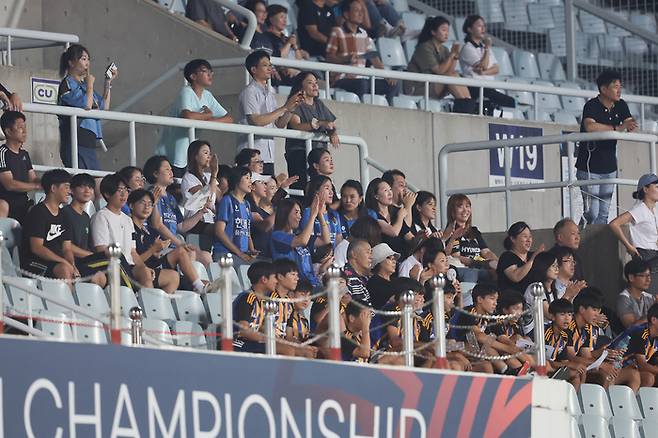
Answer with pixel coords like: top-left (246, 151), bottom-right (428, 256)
top-left (610, 173), bottom-right (658, 294)
top-left (180, 140), bottom-right (219, 237)
top-left (459, 15), bottom-right (515, 113)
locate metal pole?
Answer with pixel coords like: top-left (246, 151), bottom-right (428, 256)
top-left (370, 76), bottom-right (375, 104)
top-left (401, 290), bottom-right (415, 368)
top-left (641, 103), bottom-right (646, 131)
top-left (108, 243), bottom-right (122, 345)
top-left (70, 115), bottom-right (78, 169)
top-left (430, 275), bottom-right (448, 369)
top-left (504, 146), bottom-right (512, 228)
top-left (567, 141), bottom-right (577, 219)
top-left (565, 0), bottom-right (577, 81)
top-left (129, 306), bottom-right (143, 345)
top-left (188, 127), bottom-right (196, 143)
top-left (248, 132), bottom-right (255, 149)
top-left (324, 70), bottom-right (331, 100)
top-left (478, 87), bottom-right (484, 116)
top-left (264, 299), bottom-right (277, 356)
top-left (305, 138), bottom-right (313, 158)
top-left (326, 265), bottom-right (341, 361)
top-left (0, 232), bottom-right (4, 335)
top-left (424, 82), bottom-right (429, 110)
top-left (650, 140), bottom-right (657, 175)
top-left (6, 35), bottom-right (11, 66)
top-left (128, 121), bottom-right (137, 166)
top-left (531, 282), bottom-right (547, 377)
top-left (533, 92), bottom-right (539, 121)
top-left (219, 254), bottom-right (234, 351)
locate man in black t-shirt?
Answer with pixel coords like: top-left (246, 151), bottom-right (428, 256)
top-left (298, 0), bottom-right (337, 57)
top-left (576, 69), bottom-right (637, 225)
top-left (21, 170), bottom-right (77, 280)
top-left (0, 111), bottom-right (40, 223)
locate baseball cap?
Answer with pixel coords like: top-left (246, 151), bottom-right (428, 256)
top-left (251, 173), bottom-right (272, 184)
top-left (632, 173), bottom-right (658, 199)
top-left (371, 243), bottom-right (400, 267)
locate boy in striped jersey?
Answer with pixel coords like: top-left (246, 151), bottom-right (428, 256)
top-left (624, 303), bottom-right (658, 388)
top-left (545, 299), bottom-right (586, 389)
top-left (270, 259), bottom-right (298, 356)
top-left (286, 279), bottom-right (318, 358)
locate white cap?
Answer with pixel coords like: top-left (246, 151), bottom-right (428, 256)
top-left (371, 243), bottom-right (400, 267)
top-left (251, 173), bottom-right (272, 184)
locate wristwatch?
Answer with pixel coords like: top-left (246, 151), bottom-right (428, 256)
top-left (311, 117), bottom-right (320, 130)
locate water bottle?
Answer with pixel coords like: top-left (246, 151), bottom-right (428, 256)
top-left (613, 335), bottom-right (630, 369)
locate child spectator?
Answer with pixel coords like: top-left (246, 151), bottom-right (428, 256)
top-left (298, 0), bottom-right (337, 57)
top-left (181, 140), bottom-right (219, 239)
top-left (272, 197), bottom-right (327, 287)
top-left (311, 270), bottom-right (350, 335)
top-left (566, 289), bottom-right (641, 390)
top-left (58, 44), bottom-right (117, 169)
top-left (302, 175), bottom-right (342, 249)
top-left (522, 251), bottom-right (559, 334)
top-left (144, 155), bottom-right (212, 266)
top-left (156, 59), bottom-right (232, 176)
top-left (618, 259), bottom-right (657, 329)
top-left (249, 173), bottom-right (275, 257)
top-left (214, 166), bottom-right (256, 263)
top-left (367, 243), bottom-right (399, 309)
top-left (550, 218), bottom-right (585, 281)
top-left (285, 72), bottom-right (339, 189)
top-left (337, 180), bottom-right (364, 239)
top-left (611, 173), bottom-right (658, 293)
top-left (286, 279), bottom-right (318, 358)
top-left (91, 173), bottom-right (152, 289)
top-left (62, 173), bottom-right (95, 254)
top-left (0, 111), bottom-right (39, 222)
top-left (186, 0), bottom-right (239, 42)
top-left (444, 193), bottom-right (498, 282)
top-left (497, 221), bottom-right (544, 294)
top-left (448, 283), bottom-right (526, 375)
top-left (129, 189), bottom-right (209, 294)
top-left (399, 236), bottom-right (443, 281)
top-left (365, 177), bottom-right (415, 255)
top-left (493, 291), bottom-right (535, 372)
top-left (232, 261), bottom-right (278, 353)
top-left (624, 303), bottom-right (658, 387)
top-left (271, 258), bottom-right (298, 340)
top-left (344, 239), bottom-right (373, 305)
top-left (552, 245), bottom-right (587, 302)
top-left (326, 0), bottom-right (400, 104)
top-left (545, 299), bottom-right (587, 388)
top-left (20, 170), bottom-right (77, 282)
top-left (238, 50), bottom-right (303, 175)
top-left (341, 299), bottom-right (372, 362)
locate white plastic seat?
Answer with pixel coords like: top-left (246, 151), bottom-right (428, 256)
top-left (460, 282), bottom-right (476, 307)
top-left (191, 260), bottom-right (209, 282)
top-left (502, 0), bottom-right (530, 29)
top-left (404, 38), bottom-right (418, 62)
top-left (579, 384), bottom-right (613, 419)
top-left (391, 0), bottom-right (409, 13)
top-left (641, 419), bottom-right (658, 437)
top-left (580, 415), bottom-right (611, 438)
top-left (570, 417), bottom-right (582, 438)
top-left (644, 120), bottom-right (658, 134)
top-left (7, 277), bottom-right (45, 315)
top-left (237, 263), bottom-right (251, 290)
top-left (537, 53), bottom-right (566, 82)
top-left (36, 312), bottom-right (73, 341)
top-left (530, 109), bottom-right (553, 122)
top-left (157, 0), bottom-right (186, 14)
top-left (363, 94), bottom-right (389, 106)
top-left (173, 290), bottom-right (209, 325)
top-left (492, 47), bottom-right (514, 78)
top-left (41, 280), bottom-right (76, 314)
top-left (142, 318), bottom-right (174, 345)
top-left (476, 0), bottom-right (504, 24)
top-left (171, 321), bottom-right (206, 349)
top-left (401, 12), bottom-right (425, 36)
top-left (579, 11), bottom-right (607, 34)
top-left (425, 99), bottom-right (446, 113)
top-left (625, 37), bottom-right (649, 56)
top-left (501, 108), bottom-right (526, 120)
top-left (630, 12), bottom-right (657, 33)
top-left (138, 288), bottom-right (176, 323)
top-left (204, 293), bottom-right (223, 325)
top-left (507, 90), bottom-right (534, 106)
top-left (599, 35), bottom-right (624, 57)
top-left (75, 282), bottom-right (110, 317)
top-left (377, 37), bottom-right (406, 68)
top-left (114, 286), bottom-right (140, 317)
top-left (568, 383), bottom-right (583, 417)
top-left (119, 317), bottom-right (133, 345)
top-left (554, 111), bottom-right (579, 125)
top-left (528, 4), bottom-right (555, 29)
top-left (532, 80), bottom-right (562, 110)
top-left (561, 95), bottom-right (586, 112)
top-left (277, 85), bottom-right (292, 96)
top-left (608, 385), bottom-right (643, 420)
top-left (512, 50), bottom-right (540, 79)
top-left (209, 262), bottom-right (243, 297)
top-left (392, 95), bottom-right (418, 109)
top-left (0, 217), bottom-right (21, 249)
top-left (334, 90), bottom-right (361, 104)
top-left (549, 28), bottom-right (567, 57)
top-left (610, 416), bottom-right (641, 438)
top-left (638, 387), bottom-right (658, 421)
top-left (72, 320), bottom-right (108, 344)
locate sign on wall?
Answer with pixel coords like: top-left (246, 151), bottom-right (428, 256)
top-left (31, 77), bottom-right (59, 105)
top-left (0, 337), bottom-right (532, 437)
top-left (488, 124), bottom-right (544, 187)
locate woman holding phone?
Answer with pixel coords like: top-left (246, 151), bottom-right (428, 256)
top-left (285, 71), bottom-right (339, 190)
top-left (57, 44), bottom-right (117, 170)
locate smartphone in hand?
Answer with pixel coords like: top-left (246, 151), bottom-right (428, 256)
top-left (105, 62), bottom-right (117, 80)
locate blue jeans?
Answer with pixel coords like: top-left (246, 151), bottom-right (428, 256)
top-left (365, 0), bottom-right (402, 27)
top-left (576, 170), bottom-right (616, 225)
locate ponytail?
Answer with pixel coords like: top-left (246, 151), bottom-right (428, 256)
top-left (59, 44), bottom-right (89, 77)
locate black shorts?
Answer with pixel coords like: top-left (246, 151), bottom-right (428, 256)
top-left (233, 339), bottom-right (266, 354)
top-left (23, 259), bottom-right (59, 278)
top-left (77, 252), bottom-right (137, 289)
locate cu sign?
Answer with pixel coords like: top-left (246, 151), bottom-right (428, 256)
top-left (31, 77), bottom-right (60, 105)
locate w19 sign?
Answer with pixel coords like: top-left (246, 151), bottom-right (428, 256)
top-left (488, 124), bottom-right (544, 187)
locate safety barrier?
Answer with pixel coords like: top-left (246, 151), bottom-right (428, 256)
top-left (0, 27), bottom-right (79, 66)
top-left (437, 131), bottom-right (658, 228)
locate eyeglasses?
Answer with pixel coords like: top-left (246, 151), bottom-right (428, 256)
top-left (137, 200), bottom-right (153, 208)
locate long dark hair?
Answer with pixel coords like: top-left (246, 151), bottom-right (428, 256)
top-left (365, 178), bottom-right (386, 212)
top-left (462, 14), bottom-right (484, 41)
top-left (307, 148), bottom-right (331, 178)
top-left (338, 179), bottom-right (364, 216)
top-left (526, 252), bottom-right (558, 302)
top-left (503, 221), bottom-right (531, 251)
top-left (418, 16), bottom-right (451, 45)
top-left (186, 140), bottom-right (211, 186)
top-left (59, 44), bottom-right (89, 77)
top-left (304, 175), bottom-right (336, 222)
top-left (288, 71), bottom-right (318, 100)
top-left (412, 190), bottom-right (436, 229)
top-left (274, 198), bottom-right (301, 231)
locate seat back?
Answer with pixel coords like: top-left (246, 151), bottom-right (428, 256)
top-left (377, 37), bottom-right (406, 68)
top-left (41, 280), bottom-right (77, 314)
top-left (639, 387), bottom-right (658, 421)
top-left (171, 321), bottom-right (207, 349)
top-left (537, 53), bottom-right (566, 81)
top-left (529, 4), bottom-right (555, 30)
top-left (36, 312), bottom-right (73, 341)
top-left (579, 11), bottom-right (607, 34)
top-left (491, 47), bottom-right (514, 78)
top-left (608, 385), bottom-right (643, 420)
top-left (580, 415), bottom-right (610, 438)
top-left (75, 282), bottom-right (110, 318)
top-left (142, 318), bottom-right (174, 345)
top-left (476, 0), bottom-right (504, 24)
top-left (334, 91), bottom-right (361, 104)
top-left (111, 286), bottom-right (140, 317)
top-left (393, 96), bottom-right (418, 109)
top-left (173, 291), bottom-right (209, 325)
top-left (610, 416), bottom-right (641, 438)
top-left (362, 94), bottom-right (389, 106)
top-left (554, 111), bottom-right (579, 126)
top-left (502, 0), bottom-right (530, 28)
top-left (7, 277), bottom-right (44, 314)
top-left (209, 262), bottom-right (243, 295)
top-left (138, 288), bottom-right (176, 322)
top-left (579, 384), bottom-right (613, 419)
top-left (512, 50), bottom-right (540, 79)
top-left (71, 320), bottom-right (108, 344)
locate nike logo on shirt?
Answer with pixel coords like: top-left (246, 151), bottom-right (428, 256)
top-left (46, 224), bottom-right (64, 242)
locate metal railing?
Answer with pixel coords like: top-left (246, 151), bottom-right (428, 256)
top-left (0, 27), bottom-right (79, 66)
top-left (21, 102), bottom-right (374, 187)
top-left (163, 0), bottom-right (256, 50)
top-left (437, 131), bottom-right (658, 228)
top-left (116, 56), bottom-right (658, 128)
